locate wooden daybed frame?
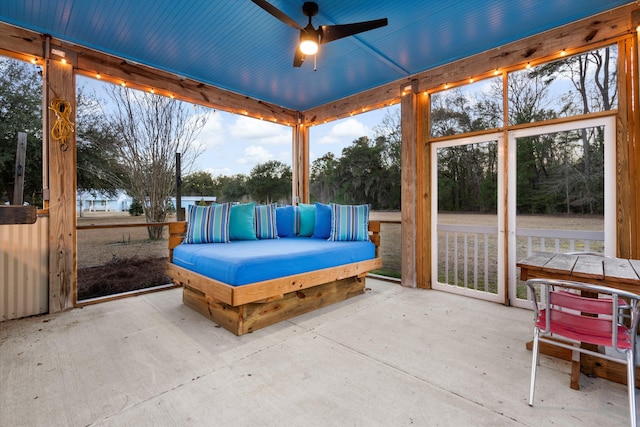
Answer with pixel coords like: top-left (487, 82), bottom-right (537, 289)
top-left (165, 221), bottom-right (383, 335)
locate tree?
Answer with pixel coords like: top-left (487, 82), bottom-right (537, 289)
top-left (182, 171), bottom-right (216, 196)
top-left (247, 160), bottom-right (291, 204)
top-left (76, 87), bottom-right (126, 216)
top-left (529, 46), bottom-right (616, 214)
top-left (219, 174), bottom-right (249, 203)
top-left (374, 109), bottom-right (402, 209)
top-left (334, 136), bottom-right (386, 207)
top-left (310, 152), bottom-right (339, 203)
top-left (0, 57), bottom-right (42, 204)
top-left (106, 86), bottom-right (207, 238)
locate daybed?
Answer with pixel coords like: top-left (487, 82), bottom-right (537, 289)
top-left (165, 202), bottom-right (382, 335)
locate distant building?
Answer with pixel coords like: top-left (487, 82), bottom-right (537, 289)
top-left (77, 191), bottom-right (217, 214)
top-left (77, 190), bottom-right (132, 212)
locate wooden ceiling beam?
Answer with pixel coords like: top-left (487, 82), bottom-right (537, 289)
top-left (72, 45), bottom-right (298, 125)
top-left (302, 3), bottom-right (639, 124)
top-left (0, 21), bottom-right (298, 126)
top-left (0, 22), bottom-right (43, 61)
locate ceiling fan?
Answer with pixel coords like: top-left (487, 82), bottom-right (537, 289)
top-left (252, 0), bottom-right (388, 67)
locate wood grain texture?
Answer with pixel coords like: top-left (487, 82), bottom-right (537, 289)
top-left (518, 253), bottom-right (640, 294)
top-left (400, 83), bottom-right (418, 288)
top-left (571, 255), bottom-right (605, 280)
top-left (46, 59), bottom-right (76, 313)
top-left (617, 38), bottom-right (632, 258)
top-left (167, 219), bottom-right (382, 332)
top-left (183, 276), bottom-right (366, 336)
top-left (0, 205), bottom-right (37, 224)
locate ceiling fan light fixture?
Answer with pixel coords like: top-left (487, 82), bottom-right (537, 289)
top-left (299, 32), bottom-right (318, 55)
top-left (253, 1), bottom-right (388, 67)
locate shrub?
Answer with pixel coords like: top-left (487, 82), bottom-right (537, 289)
top-left (129, 199), bottom-right (144, 216)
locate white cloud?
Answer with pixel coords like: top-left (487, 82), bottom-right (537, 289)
top-left (318, 118), bottom-right (370, 145)
top-left (229, 116), bottom-right (291, 145)
top-left (192, 111), bottom-right (225, 150)
top-left (203, 167), bottom-right (232, 177)
top-left (237, 145), bottom-right (274, 166)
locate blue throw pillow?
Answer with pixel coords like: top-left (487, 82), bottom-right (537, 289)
top-left (312, 202), bottom-right (332, 239)
top-left (229, 202), bottom-right (257, 240)
top-left (298, 203), bottom-right (315, 237)
top-left (276, 205), bottom-right (295, 237)
top-left (184, 203), bottom-right (231, 244)
top-left (328, 203), bottom-right (369, 241)
top-left (255, 203), bottom-right (278, 239)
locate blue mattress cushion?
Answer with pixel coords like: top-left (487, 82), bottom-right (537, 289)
top-left (172, 237), bottom-right (376, 286)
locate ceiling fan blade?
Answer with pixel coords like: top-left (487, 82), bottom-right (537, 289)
top-left (320, 18), bottom-right (388, 44)
top-left (293, 48), bottom-right (305, 67)
top-left (252, 0), bottom-right (304, 31)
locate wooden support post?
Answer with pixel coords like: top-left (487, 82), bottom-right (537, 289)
top-left (13, 132), bottom-right (27, 205)
top-left (628, 16), bottom-right (640, 258)
top-left (292, 114), bottom-right (309, 204)
top-left (417, 91), bottom-right (431, 289)
top-left (45, 54), bottom-right (77, 313)
top-left (400, 81), bottom-right (419, 288)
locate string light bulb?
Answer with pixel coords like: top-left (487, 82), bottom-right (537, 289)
top-left (526, 62), bottom-right (531, 69)
top-left (30, 58), bottom-right (37, 65)
top-left (96, 73), bottom-right (101, 79)
top-left (560, 49), bottom-right (566, 56)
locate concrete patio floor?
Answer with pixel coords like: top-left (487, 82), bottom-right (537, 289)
top-left (0, 279), bottom-right (635, 426)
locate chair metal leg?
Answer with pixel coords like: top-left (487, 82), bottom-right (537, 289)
top-left (529, 328), bottom-right (540, 406)
top-left (627, 349), bottom-right (636, 427)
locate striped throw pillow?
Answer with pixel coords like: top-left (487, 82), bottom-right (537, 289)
top-left (255, 203), bottom-right (278, 239)
top-left (184, 203), bottom-right (231, 244)
top-left (328, 203), bottom-right (369, 241)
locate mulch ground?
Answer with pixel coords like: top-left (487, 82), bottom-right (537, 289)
top-left (77, 256), bottom-right (171, 300)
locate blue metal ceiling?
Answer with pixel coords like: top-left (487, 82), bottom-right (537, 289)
top-left (0, 1), bottom-right (632, 111)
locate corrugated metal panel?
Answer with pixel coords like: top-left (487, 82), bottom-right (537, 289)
top-left (1, 215), bottom-right (48, 321)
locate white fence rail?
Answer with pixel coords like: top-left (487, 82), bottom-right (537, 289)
top-left (437, 224), bottom-right (498, 293)
top-left (516, 228), bottom-right (604, 256)
top-left (1, 215), bottom-right (48, 321)
top-left (436, 223), bottom-right (605, 296)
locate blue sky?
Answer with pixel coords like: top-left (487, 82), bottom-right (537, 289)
top-left (78, 75), bottom-right (398, 178)
top-left (192, 106), bottom-right (397, 177)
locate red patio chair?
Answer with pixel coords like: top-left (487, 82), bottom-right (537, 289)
top-left (526, 278), bottom-right (640, 427)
